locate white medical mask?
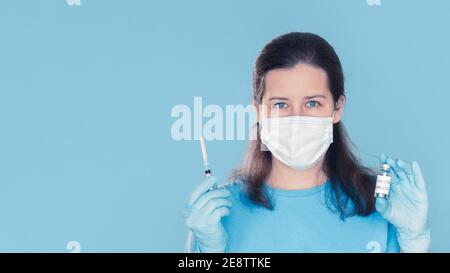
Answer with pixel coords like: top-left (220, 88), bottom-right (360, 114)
top-left (259, 114), bottom-right (334, 170)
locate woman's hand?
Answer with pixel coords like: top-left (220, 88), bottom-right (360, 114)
top-left (183, 176), bottom-right (232, 253)
top-left (375, 154), bottom-right (430, 252)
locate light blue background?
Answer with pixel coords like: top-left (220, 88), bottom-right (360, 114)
top-left (0, 0), bottom-right (449, 252)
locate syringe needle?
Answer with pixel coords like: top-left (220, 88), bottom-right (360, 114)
top-left (200, 137), bottom-right (212, 177)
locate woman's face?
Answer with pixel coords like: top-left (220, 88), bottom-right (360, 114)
top-left (256, 63), bottom-right (344, 124)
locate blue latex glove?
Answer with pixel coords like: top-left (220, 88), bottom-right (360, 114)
top-left (375, 154), bottom-right (430, 252)
top-left (183, 176), bottom-right (232, 253)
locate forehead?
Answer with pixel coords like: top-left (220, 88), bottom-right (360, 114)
top-left (264, 63), bottom-right (330, 98)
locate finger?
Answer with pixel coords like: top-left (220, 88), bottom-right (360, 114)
top-left (187, 176), bottom-right (218, 206)
top-left (385, 156), bottom-right (407, 181)
top-left (203, 197), bottom-right (233, 215)
top-left (210, 206), bottom-right (231, 223)
top-left (375, 198), bottom-right (392, 221)
top-left (384, 157), bottom-right (401, 180)
top-left (395, 159), bottom-right (415, 186)
top-left (193, 188), bottom-right (231, 209)
top-left (412, 161), bottom-right (427, 190)
top-left (395, 159), bottom-right (413, 175)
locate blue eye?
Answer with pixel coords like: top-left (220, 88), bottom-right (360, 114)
top-left (273, 102), bottom-right (288, 109)
top-left (306, 100), bottom-right (320, 108)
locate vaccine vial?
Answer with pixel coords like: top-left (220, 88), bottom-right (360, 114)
top-left (375, 163), bottom-right (392, 199)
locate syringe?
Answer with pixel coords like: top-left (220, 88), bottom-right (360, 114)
top-left (200, 137), bottom-right (218, 192)
top-left (200, 137), bottom-right (212, 177)
top-left (199, 137), bottom-right (237, 191)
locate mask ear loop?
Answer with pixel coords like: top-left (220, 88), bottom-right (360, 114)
top-left (256, 101), bottom-right (270, 152)
top-left (331, 110), bottom-right (337, 123)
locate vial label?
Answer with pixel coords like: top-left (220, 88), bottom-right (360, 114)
top-left (375, 175), bottom-right (391, 196)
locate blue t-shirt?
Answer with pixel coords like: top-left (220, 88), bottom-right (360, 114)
top-left (220, 181), bottom-right (400, 253)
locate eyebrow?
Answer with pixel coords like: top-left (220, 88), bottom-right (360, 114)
top-left (268, 96), bottom-right (289, 101)
top-left (304, 95), bottom-right (327, 99)
top-left (268, 95), bottom-right (327, 101)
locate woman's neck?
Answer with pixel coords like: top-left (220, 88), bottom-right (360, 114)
top-left (266, 157), bottom-right (328, 190)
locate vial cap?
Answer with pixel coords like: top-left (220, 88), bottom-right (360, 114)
top-left (381, 163), bottom-right (391, 171)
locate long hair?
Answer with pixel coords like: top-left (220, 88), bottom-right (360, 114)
top-left (230, 32), bottom-right (376, 218)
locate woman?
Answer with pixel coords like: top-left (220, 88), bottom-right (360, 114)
top-left (183, 32), bottom-right (430, 252)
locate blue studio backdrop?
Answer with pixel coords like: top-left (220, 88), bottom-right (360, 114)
top-left (0, 0), bottom-right (449, 252)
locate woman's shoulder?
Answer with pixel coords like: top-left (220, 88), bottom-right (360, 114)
top-left (220, 180), bottom-right (254, 206)
top-left (220, 180), bottom-right (244, 195)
